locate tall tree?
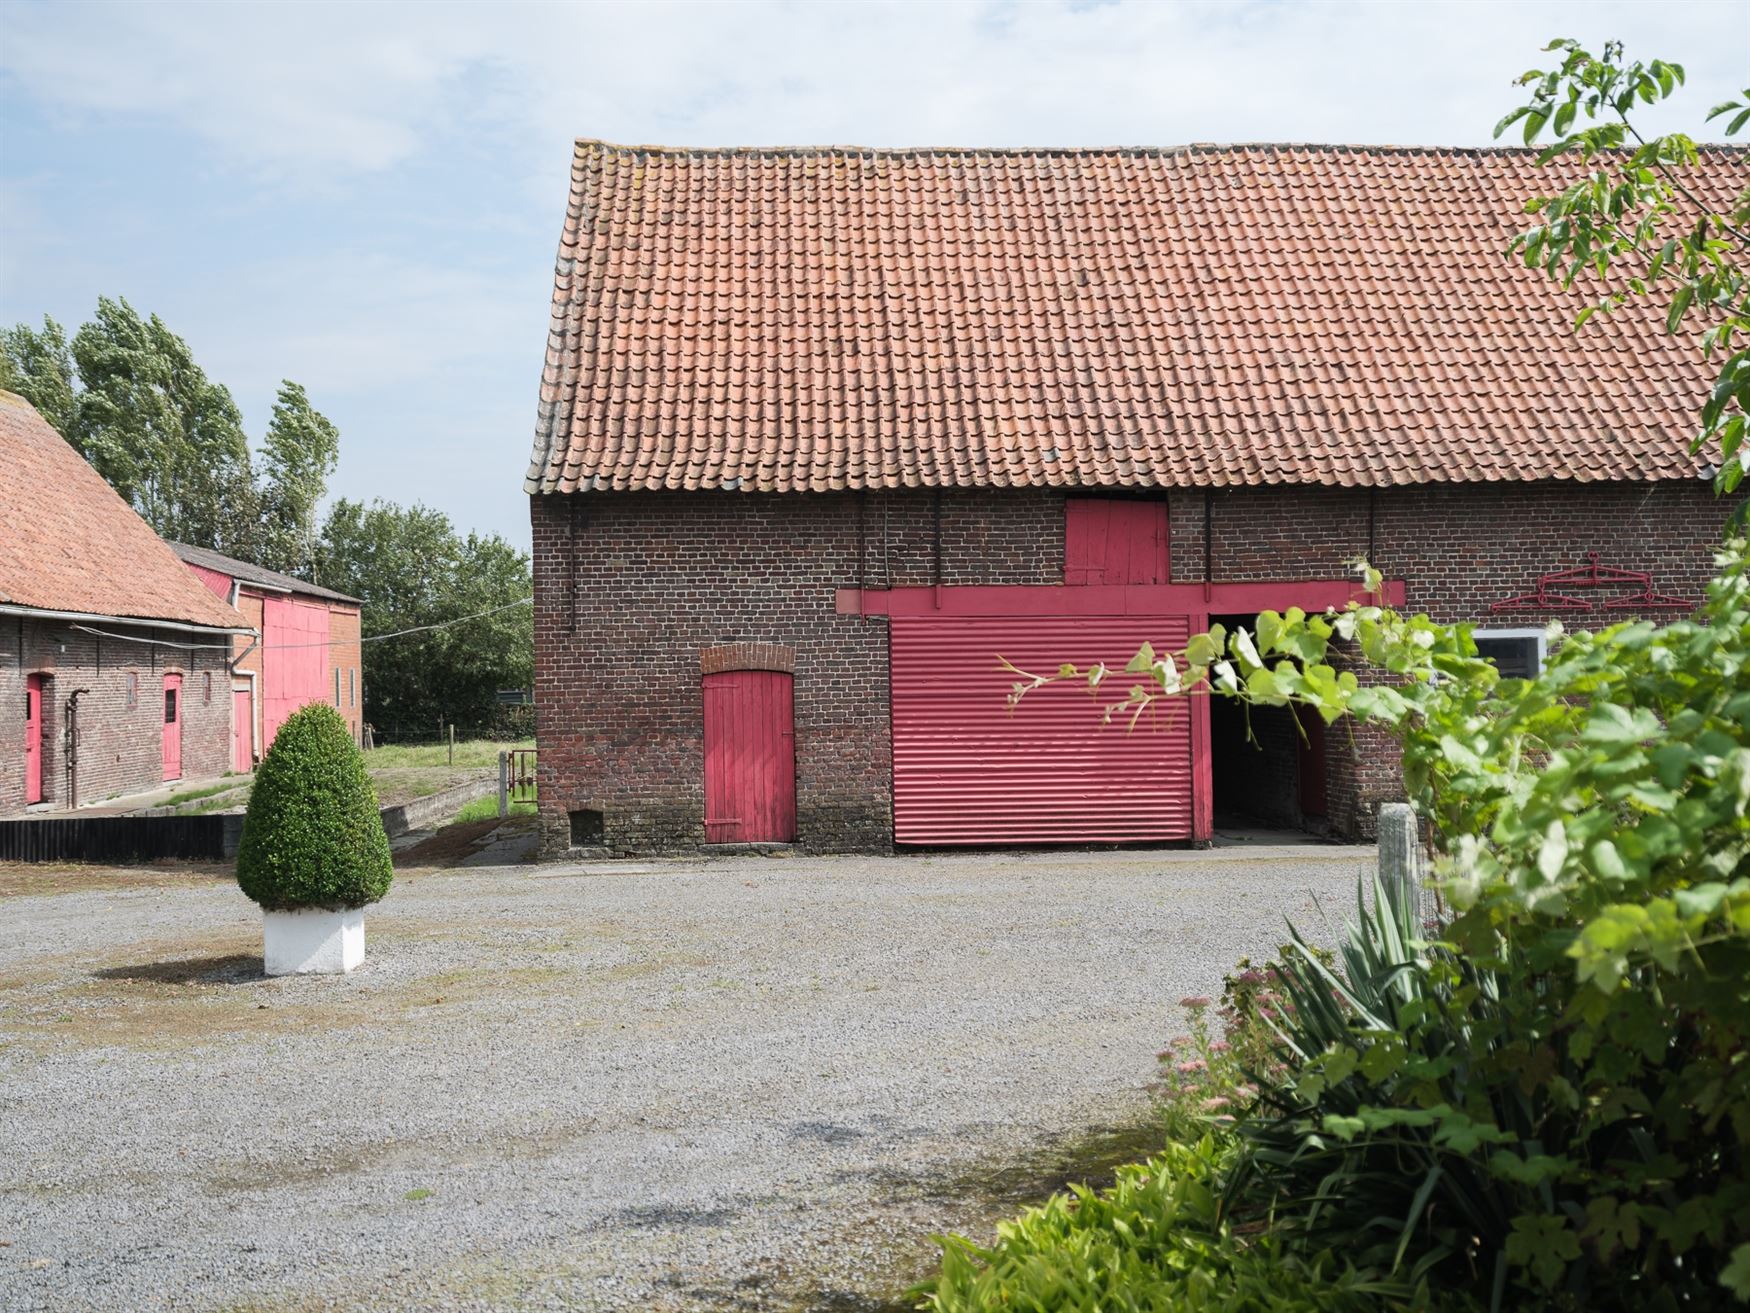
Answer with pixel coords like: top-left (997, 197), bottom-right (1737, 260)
top-left (319, 498), bottom-right (532, 737)
top-left (67, 296), bottom-right (259, 553)
top-left (0, 316), bottom-right (77, 433)
top-left (1496, 41), bottom-right (1748, 510)
top-left (258, 381), bottom-right (340, 580)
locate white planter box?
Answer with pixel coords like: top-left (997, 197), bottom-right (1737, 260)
top-left (263, 907), bottom-right (365, 975)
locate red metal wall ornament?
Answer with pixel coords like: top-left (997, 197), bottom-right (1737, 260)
top-left (1488, 552), bottom-right (1692, 615)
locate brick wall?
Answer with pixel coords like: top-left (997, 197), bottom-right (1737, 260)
top-left (1, 617), bottom-right (232, 814)
top-left (531, 490), bottom-right (1064, 855)
top-left (533, 480), bottom-right (1732, 855)
top-left (1173, 480), bottom-right (1731, 837)
top-left (326, 606), bottom-right (363, 745)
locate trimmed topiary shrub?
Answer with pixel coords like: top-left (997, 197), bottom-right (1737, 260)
top-left (236, 703), bottom-right (393, 912)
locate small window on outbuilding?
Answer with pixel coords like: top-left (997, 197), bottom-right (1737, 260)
top-left (335, 668), bottom-right (342, 707)
top-left (1473, 629), bottom-right (1546, 681)
top-left (350, 668), bottom-right (357, 707)
top-left (126, 671), bottom-right (138, 709)
top-left (203, 672), bottom-right (213, 704)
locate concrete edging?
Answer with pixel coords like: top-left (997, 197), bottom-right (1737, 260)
top-left (379, 778), bottom-right (498, 839)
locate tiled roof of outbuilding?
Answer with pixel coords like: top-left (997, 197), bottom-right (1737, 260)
top-left (527, 141), bottom-right (1744, 496)
top-left (170, 542), bottom-right (361, 606)
top-left (0, 392), bottom-right (248, 631)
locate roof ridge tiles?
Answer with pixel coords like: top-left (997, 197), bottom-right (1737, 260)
top-left (571, 137), bottom-right (1748, 160)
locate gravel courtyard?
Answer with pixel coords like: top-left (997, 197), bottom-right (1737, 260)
top-left (0, 844), bottom-right (1372, 1312)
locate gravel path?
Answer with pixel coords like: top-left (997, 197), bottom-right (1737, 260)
top-left (0, 844), bottom-right (1372, 1311)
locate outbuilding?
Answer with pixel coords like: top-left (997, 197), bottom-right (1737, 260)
top-left (1, 391), bottom-right (251, 813)
top-left (172, 544), bottom-right (364, 766)
top-left (524, 142), bottom-right (1740, 856)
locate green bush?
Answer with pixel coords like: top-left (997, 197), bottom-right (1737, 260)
top-left (1020, 544), bottom-right (1750, 1310)
top-left (236, 704), bottom-right (393, 912)
top-left (1224, 552), bottom-right (1750, 1310)
top-left (922, 1134), bottom-right (1448, 1312)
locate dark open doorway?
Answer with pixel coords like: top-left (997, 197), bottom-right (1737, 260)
top-left (1206, 613), bottom-right (1328, 835)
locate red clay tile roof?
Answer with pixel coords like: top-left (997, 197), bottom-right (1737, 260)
top-left (526, 141), bottom-right (1745, 496)
top-left (0, 392), bottom-right (249, 631)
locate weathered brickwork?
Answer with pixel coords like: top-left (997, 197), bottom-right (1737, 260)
top-left (532, 490), bottom-right (1064, 855)
top-left (700, 642), bottom-right (795, 675)
top-left (325, 606), bottom-right (364, 745)
top-left (1, 618), bottom-right (231, 815)
top-left (534, 481), bottom-right (1732, 855)
top-left (1175, 481), bottom-right (1732, 838)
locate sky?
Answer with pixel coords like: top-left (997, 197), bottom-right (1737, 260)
top-left (1, 0), bottom-right (1744, 549)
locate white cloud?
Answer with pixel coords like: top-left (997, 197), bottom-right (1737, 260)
top-left (6, 0), bottom-right (1744, 180)
top-left (2, 0), bottom-right (1744, 543)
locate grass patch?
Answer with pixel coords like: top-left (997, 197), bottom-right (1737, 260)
top-left (363, 739), bottom-right (533, 771)
top-left (452, 795), bottom-right (536, 825)
top-left (162, 780), bottom-right (242, 808)
top-left (404, 1187), bottom-right (433, 1202)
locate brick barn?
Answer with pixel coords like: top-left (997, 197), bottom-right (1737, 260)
top-left (173, 544), bottom-right (365, 764)
top-left (1, 391), bottom-right (251, 814)
top-left (524, 142), bottom-right (1740, 857)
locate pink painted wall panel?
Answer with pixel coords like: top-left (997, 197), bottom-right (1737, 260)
top-left (891, 614), bottom-right (1193, 845)
top-left (262, 596), bottom-right (330, 750)
top-left (233, 686), bottom-right (254, 774)
top-left (187, 563), bottom-right (234, 601)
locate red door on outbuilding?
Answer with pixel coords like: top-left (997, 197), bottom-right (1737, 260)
top-left (162, 673), bottom-right (183, 782)
top-left (1064, 499), bottom-right (1169, 585)
top-left (23, 674), bottom-right (43, 805)
top-left (890, 615), bottom-right (1194, 845)
top-left (233, 686), bottom-right (254, 774)
top-left (261, 595), bottom-right (329, 750)
top-left (702, 670), bottom-right (796, 843)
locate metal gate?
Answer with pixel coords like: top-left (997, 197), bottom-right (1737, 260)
top-left (890, 614), bottom-right (1194, 845)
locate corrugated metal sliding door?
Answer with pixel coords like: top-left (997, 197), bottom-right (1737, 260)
top-left (891, 615), bottom-right (1193, 845)
top-left (702, 671), bottom-right (796, 844)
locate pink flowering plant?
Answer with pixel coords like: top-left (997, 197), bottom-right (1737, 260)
top-left (1155, 948), bottom-right (1328, 1137)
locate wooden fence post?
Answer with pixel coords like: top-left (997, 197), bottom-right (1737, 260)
top-left (448, 723), bottom-right (455, 766)
top-left (1378, 802), bottom-right (1421, 914)
top-left (498, 751), bottom-right (509, 819)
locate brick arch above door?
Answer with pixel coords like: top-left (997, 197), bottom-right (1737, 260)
top-left (700, 642), bottom-right (795, 675)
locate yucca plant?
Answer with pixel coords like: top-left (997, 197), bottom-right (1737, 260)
top-left (1224, 877), bottom-right (1529, 1293)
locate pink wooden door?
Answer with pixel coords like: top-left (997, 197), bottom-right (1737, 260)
top-left (702, 671), bottom-right (796, 843)
top-left (23, 674), bottom-right (43, 805)
top-left (232, 686), bottom-right (254, 773)
top-left (162, 673), bottom-right (183, 782)
top-left (1064, 499), bottom-right (1169, 585)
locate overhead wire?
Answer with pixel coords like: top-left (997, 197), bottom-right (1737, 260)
top-left (68, 596), bottom-right (532, 653)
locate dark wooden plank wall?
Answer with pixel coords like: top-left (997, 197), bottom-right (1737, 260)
top-left (0, 815), bottom-right (230, 862)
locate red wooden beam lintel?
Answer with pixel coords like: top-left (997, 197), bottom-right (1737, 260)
top-left (836, 578), bottom-right (1407, 618)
